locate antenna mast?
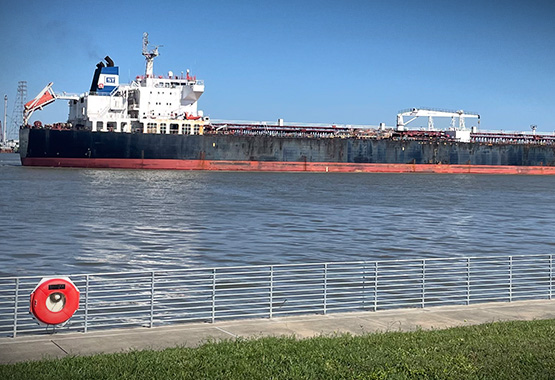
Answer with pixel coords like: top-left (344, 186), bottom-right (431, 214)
top-left (142, 32), bottom-right (159, 78)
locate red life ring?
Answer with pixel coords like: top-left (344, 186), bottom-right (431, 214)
top-left (30, 277), bottom-right (80, 325)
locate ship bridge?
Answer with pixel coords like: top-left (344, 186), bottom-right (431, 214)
top-left (24, 33), bottom-right (207, 136)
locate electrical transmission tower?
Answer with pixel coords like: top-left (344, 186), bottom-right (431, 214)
top-left (9, 81), bottom-right (27, 140)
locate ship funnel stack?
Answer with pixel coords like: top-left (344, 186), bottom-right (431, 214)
top-left (104, 56), bottom-right (114, 67)
top-left (90, 57), bottom-right (119, 94)
top-left (142, 32), bottom-right (159, 78)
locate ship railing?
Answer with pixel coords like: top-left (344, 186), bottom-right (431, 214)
top-left (133, 74), bottom-right (204, 86)
top-left (87, 92), bottom-right (113, 97)
top-left (211, 119), bottom-right (383, 130)
top-left (471, 132), bottom-right (555, 145)
top-left (0, 254), bottom-right (552, 338)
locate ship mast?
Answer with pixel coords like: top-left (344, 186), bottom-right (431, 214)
top-left (142, 32), bottom-right (159, 78)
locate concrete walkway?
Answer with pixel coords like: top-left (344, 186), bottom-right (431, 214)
top-left (1, 299), bottom-right (554, 364)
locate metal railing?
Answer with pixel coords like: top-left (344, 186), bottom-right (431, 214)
top-left (0, 255), bottom-right (552, 337)
top-left (210, 119), bottom-right (382, 130)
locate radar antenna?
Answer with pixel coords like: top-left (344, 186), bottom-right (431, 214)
top-left (142, 32), bottom-right (161, 78)
top-left (530, 125), bottom-right (537, 135)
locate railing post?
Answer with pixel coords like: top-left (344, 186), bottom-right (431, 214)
top-left (269, 266), bottom-right (274, 319)
top-left (466, 257), bottom-right (471, 305)
top-left (150, 271), bottom-right (155, 328)
top-left (362, 262), bottom-right (366, 310)
top-left (422, 259), bottom-right (426, 308)
top-left (322, 264), bottom-right (328, 315)
top-left (550, 254), bottom-right (553, 301)
top-left (84, 275), bottom-right (89, 333)
top-left (374, 261), bottom-right (378, 312)
top-left (509, 256), bottom-right (513, 302)
top-left (13, 278), bottom-right (19, 338)
top-left (211, 269), bottom-right (216, 323)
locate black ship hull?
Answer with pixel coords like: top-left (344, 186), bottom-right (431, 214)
top-left (19, 128), bottom-right (555, 174)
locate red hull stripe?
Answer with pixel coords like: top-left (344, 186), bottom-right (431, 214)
top-left (21, 157), bottom-right (555, 175)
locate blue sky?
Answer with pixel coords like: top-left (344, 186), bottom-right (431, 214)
top-left (1, 0), bottom-right (554, 137)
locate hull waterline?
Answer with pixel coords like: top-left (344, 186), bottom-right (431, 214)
top-left (20, 157), bottom-right (555, 175)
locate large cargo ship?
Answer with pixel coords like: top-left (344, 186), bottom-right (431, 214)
top-left (20, 34), bottom-right (555, 174)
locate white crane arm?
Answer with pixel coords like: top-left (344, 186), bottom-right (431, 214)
top-left (399, 109), bottom-right (480, 119)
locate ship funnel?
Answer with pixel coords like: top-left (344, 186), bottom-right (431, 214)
top-left (104, 56), bottom-right (114, 67)
top-left (91, 62), bottom-right (105, 92)
top-left (90, 59), bottom-right (119, 93)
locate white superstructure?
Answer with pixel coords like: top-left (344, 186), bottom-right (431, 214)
top-left (25, 33), bottom-right (208, 135)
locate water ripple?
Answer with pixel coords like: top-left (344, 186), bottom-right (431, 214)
top-left (1, 153), bottom-right (555, 276)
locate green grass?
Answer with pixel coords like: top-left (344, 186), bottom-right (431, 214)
top-left (2, 319), bottom-right (555, 379)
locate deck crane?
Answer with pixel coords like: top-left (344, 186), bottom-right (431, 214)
top-left (396, 108), bottom-right (480, 132)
